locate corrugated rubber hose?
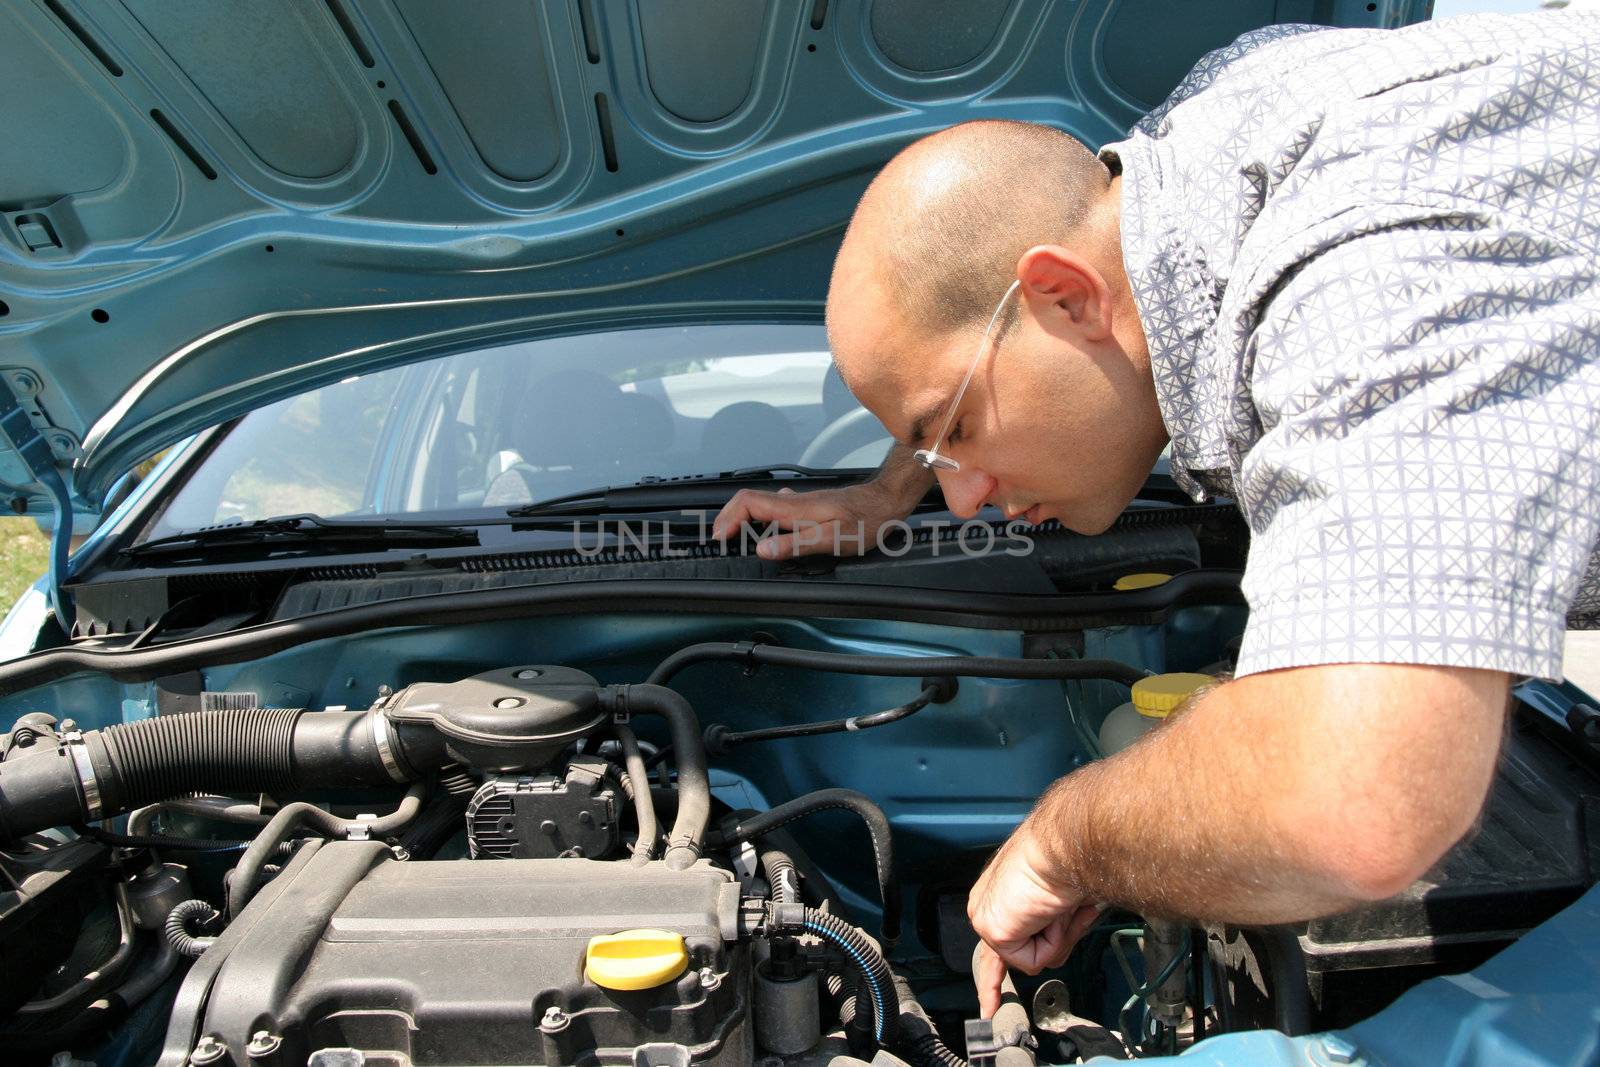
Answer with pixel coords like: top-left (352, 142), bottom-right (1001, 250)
top-left (0, 705), bottom-right (426, 842)
top-left (164, 899), bottom-right (220, 958)
top-left (93, 707), bottom-right (301, 807)
top-left (775, 903), bottom-right (899, 1048)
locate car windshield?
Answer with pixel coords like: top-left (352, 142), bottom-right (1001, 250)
top-left (143, 325), bottom-right (889, 541)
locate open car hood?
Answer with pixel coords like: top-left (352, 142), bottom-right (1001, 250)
top-left (0, 0), bottom-right (1429, 517)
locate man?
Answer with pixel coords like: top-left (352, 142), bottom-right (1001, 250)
top-left (711, 13), bottom-right (1600, 1016)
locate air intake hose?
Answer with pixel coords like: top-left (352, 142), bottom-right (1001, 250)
top-left (0, 707), bottom-right (445, 841)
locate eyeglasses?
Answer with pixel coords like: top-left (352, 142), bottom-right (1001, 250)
top-left (913, 280), bottom-right (1021, 472)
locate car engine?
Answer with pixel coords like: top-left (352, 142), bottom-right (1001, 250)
top-left (0, 625), bottom-right (1595, 1067)
top-left (184, 846), bottom-right (750, 1066)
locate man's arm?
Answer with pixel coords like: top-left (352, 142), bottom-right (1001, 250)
top-left (967, 662), bottom-right (1509, 1013)
top-left (711, 442), bottom-right (933, 558)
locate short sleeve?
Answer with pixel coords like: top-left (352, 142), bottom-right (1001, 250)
top-left (1232, 217), bottom-right (1600, 680)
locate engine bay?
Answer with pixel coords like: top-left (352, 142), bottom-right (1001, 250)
top-left (1, 599), bottom-right (1596, 1066)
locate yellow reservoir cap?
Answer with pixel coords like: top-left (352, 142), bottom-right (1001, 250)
top-left (1131, 673), bottom-right (1213, 719)
top-left (585, 929), bottom-right (689, 991)
top-left (1113, 572), bottom-right (1171, 591)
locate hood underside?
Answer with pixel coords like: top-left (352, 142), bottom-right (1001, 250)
top-left (0, 0), bottom-right (1428, 515)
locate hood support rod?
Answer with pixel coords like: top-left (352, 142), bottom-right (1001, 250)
top-left (0, 377), bottom-right (74, 630)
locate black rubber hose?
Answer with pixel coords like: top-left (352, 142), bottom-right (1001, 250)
top-left (127, 794), bottom-right (274, 837)
top-left (601, 685), bottom-right (709, 870)
top-left (648, 642), bottom-right (1147, 687)
top-left (228, 781), bottom-right (427, 917)
top-left (705, 683), bottom-right (943, 753)
top-left (728, 810), bottom-right (841, 911)
top-left (399, 766), bottom-right (478, 859)
top-left (715, 789), bottom-right (900, 946)
top-left (75, 825), bottom-right (247, 852)
top-left (0, 707), bottom-right (439, 842)
top-left (893, 973), bottom-right (969, 1067)
top-left (0, 939), bottom-right (181, 1053)
top-left (776, 904), bottom-right (899, 1048)
top-left (164, 899), bottom-right (220, 958)
top-left (616, 724), bottom-right (658, 864)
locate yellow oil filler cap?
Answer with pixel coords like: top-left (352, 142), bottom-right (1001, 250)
top-left (1130, 673), bottom-right (1213, 719)
top-left (1113, 572), bottom-right (1171, 591)
top-left (585, 929), bottom-right (689, 991)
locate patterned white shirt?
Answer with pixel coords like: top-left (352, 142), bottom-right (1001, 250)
top-left (1103, 13), bottom-right (1600, 679)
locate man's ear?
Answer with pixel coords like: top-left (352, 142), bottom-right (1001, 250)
top-left (1016, 245), bottom-right (1115, 341)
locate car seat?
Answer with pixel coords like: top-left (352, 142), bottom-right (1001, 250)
top-left (698, 400), bottom-right (798, 472)
top-left (483, 369), bottom-right (632, 506)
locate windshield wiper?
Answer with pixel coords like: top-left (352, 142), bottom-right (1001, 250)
top-left (127, 514), bottom-right (481, 559)
top-left (505, 465), bottom-right (875, 519)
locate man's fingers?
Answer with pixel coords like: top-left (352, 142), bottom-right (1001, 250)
top-left (1040, 906), bottom-right (1102, 969)
top-left (974, 942), bottom-right (1008, 1020)
top-left (754, 528), bottom-right (824, 560)
top-left (711, 488), bottom-right (871, 559)
top-left (1033, 916), bottom-right (1075, 971)
top-left (1008, 916), bottom-right (1073, 974)
top-left (1066, 903), bottom-right (1103, 946)
top-left (983, 905), bottom-right (1105, 985)
top-left (711, 489), bottom-right (803, 541)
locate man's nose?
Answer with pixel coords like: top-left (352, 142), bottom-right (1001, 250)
top-left (936, 466), bottom-right (997, 519)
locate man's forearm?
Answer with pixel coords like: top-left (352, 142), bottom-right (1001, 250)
top-left (869, 442), bottom-right (936, 511)
top-left (1023, 664), bottom-right (1508, 925)
top-left (1033, 700), bottom-right (1355, 924)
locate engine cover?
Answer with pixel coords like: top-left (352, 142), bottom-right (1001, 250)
top-left (161, 841), bottom-right (749, 1067)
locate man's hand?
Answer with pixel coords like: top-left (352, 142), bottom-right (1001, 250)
top-left (711, 481), bottom-right (910, 559)
top-left (967, 823), bottom-right (1102, 1018)
top-left (711, 441), bottom-right (932, 559)
top-left (962, 663), bottom-right (1509, 1017)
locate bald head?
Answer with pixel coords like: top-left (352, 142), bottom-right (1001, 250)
top-left (823, 120), bottom-right (1163, 536)
top-left (833, 121), bottom-right (1113, 347)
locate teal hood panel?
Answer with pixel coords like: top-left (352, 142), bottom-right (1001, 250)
top-left (0, 0), bottom-right (1429, 511)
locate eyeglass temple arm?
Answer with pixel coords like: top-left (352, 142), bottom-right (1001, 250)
top-left (921, 279), bottom-right (1022, 462)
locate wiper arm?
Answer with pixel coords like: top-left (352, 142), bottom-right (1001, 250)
top-left (127, 514), bottom-right (480, 558)
top-left (505, 466), bottom-right (875, 519)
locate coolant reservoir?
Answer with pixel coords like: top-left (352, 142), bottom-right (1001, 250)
top-left (1098, 672), bottom-right (1212, 756)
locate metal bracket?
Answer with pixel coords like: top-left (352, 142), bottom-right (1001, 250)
top-left (732, 840), bottom-right (759, 890)
top-left (0, 369), bottom-right (82, 463)
top-left (0, 372), bottom-right (76, 629)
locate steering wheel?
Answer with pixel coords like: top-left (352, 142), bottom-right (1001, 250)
top-left (798, 407), bottom-right (891, 469)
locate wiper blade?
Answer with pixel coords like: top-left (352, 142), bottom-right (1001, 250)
top-left (127, 514), bottom-right (480, 558)
top-left (505, 466), bottom-right (874, 518)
